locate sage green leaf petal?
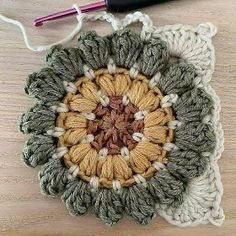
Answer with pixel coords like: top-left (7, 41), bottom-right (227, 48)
top-left (19, 104), bottom-right (56, 134)
top-left (94, 188), bottom-right (123, 225)
top-left (39, 159), bottom-right (68, 196)
top-left (121, 184), bottom-right (156, 224)
top-left (25, 68), bottom-right (65, 105)
top-left (46, 45), bottom-right (84, 81)
top-left (62, 179), bottom-right (92, 216)
top-left (22, 134), bottom-right (56, 167)
top-left (78, 31), bottom-right (110, 69)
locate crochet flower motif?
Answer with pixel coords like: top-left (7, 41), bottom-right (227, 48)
top-left (20, 26), bottom-right (217, 225)
top-left (57, 67), bottom-right (175, 189)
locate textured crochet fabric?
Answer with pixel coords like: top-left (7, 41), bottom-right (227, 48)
top-left (19, 12), bottom-right (224, 226)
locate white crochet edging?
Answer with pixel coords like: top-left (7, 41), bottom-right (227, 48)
top-left (153, 22), bottom-right (224, 227)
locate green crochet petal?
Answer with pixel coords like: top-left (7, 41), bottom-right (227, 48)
top-left (173, 88), bottom-right (214, 122)
top-left (121, 184), bottom-right (156, 225)
top-left (46, 45), bottom-right (84, 81)
top-left (19, 104), bottom-right (56, 134)
top-left (94, 188), bottom-right (123, 225)
top-left (62, 178), bottom-right (92, 216)
top-left (25, 68), bottom-right (65, 106)
top-left (175, 121), bottom-right (215, 153)
top-left (22, 134), bottom-right (56, 167)
top-left (39, 159), bottom-right (68, 196)
top-left (108, 28), bottom-right (143, 68)
top-left (136, 37), bottom-right (168, 77)
top-left (77, 31), bottom-right (110, 70)
top-left (157, 62), bottom-right (196, 95)
top-left (147, 168), bottom-right (185, 207)
top-left (166, 150), bottom-right (207, 181)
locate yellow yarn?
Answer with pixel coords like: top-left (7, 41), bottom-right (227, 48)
top-left (96, 70), bottom-right (115, 96)
top-left (112, 155), bottom-right (132, 180)
top-left (79, 148), bottom-right (98, 176)
top-left (68, 94), bottom-right (98, 113)
top-left (127, 77), bottom-right (149, 106)
top-left (144, 126), bottom-right (169, 144)
top-left (69, 143), bottom-right (91, 163)
top-left (129, 148), bottom-right (151, 174)
top-left (144, 109), bottom-right (170, 127)
top-left (134, 142), bottom-right (163, 161)
top-left (75, 78), bottom-right (100, 103)
top-left (97, 155), bottom-right (114, 181)
top-left (56, 67), bottom-right (175, 188)
top-left (137, 89), bottom-right (160, 111)
top-left (57, 112), bottom-right (87, 129)
top-left (60, 129), bottom-right (87, 146)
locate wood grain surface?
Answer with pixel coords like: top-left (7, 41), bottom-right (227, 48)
top-left (0, 0), bottom-right (236, 235)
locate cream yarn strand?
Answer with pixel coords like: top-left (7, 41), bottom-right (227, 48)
top-left (0, 4), bottom-right (85, 52)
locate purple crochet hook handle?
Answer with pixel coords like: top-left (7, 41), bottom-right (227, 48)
top-left (34, 0), bottom-right (163, 27)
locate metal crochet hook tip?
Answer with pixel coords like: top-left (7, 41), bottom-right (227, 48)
top-left (33, 1), bottom-right (106, 27)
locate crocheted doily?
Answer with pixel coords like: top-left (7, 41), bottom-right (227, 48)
top-left (19, 12), bottom-right (224, 226)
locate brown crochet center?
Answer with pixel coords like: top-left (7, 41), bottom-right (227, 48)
top-left (56, 67), bottom-right (174, 188)
top-left (87, 96), bottom-right (144, 155)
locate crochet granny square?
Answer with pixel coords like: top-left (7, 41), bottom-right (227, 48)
top-left (19, 12), bottom-right (224, 226)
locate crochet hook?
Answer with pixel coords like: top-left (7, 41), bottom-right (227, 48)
top-left (34, 0), bottom-right (162, 27)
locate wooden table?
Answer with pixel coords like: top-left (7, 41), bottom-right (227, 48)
top-left (0, 0), bottom-right (236, 235)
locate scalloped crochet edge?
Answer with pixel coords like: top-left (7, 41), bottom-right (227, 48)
top-left (153, 22), bottom-right (224, 227)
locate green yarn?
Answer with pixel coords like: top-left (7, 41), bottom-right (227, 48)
top-left (173, 88), bottom-right (213, 122)
top-left (25, 68), bottom-right (65, 106)
top-left (19, 104), bottom-right (56, 134)
top-left (108, 28), bottom-right (143, 68)
top-left (147, 168), bottom-right (184, 207)
top-left (78, 31), bottom-right (110, 70)
top-left (175, 121), bottom-right (215, 153)
top-left (46, 45), bottom-right (84, 81)
top-left (22, 134), bottom-right (56, 167)
top-left (121, 184), bottom-right (156, 225)
top-left (39, 159), bottom-right (68, 196)
top-left (157, 63), bottom-right (196, 95)
top-left (18, 27), bottom-right (218, 225)
top-left (94, 188), bottom-right (123, 225)
top-left (62, 179), bottom-right (92, 216)
top-left (136, 37), bottom-right (168, 76)
top-left (167, 150), bottom-right (207, 181)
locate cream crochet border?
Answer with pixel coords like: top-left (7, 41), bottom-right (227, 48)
top-left (0, 8), bottom-right (224, 227)
top-left (153, 24), bottom-right (224, 226)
